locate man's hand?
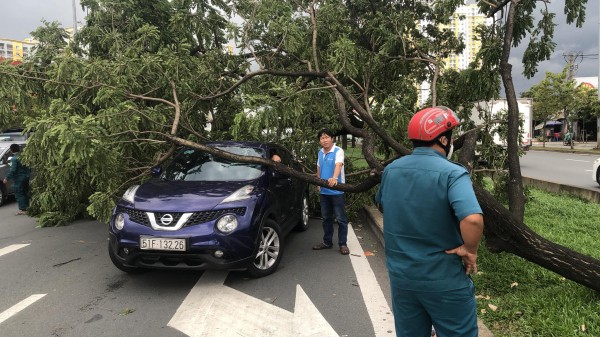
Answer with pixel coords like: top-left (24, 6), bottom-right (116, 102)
top-left (445, 245), bottom-right (478, 275)
top-left (327, 177), bottom-right (338, 187)
top-left (2, 178), bottom-right (6, 184)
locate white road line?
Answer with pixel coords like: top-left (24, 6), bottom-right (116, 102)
top-left (0, 244), bottom-right (29, 258)
top-left (0, 294), bottom-right (46, 324)
top-left (347, 223), bottom-right (395, 336)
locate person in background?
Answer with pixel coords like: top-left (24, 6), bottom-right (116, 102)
top-left (375, 106), bottom-right (484, 337)
top-left (271, 154), bottom-right (282, 163)
top-left (312, 128), bottom-right (350, 255)
top-left (3, 144), bottom-right (31, 215)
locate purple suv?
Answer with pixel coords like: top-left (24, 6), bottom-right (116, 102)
top-left (108, 141), bottom-right (309, 277)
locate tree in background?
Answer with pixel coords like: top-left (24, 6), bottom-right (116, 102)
top-left (572, 85), bottom-right (600, 142)
top-left (523, 69), bottom-right (574, 146)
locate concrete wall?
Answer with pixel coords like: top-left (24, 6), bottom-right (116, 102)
top-left (522, 177), bottom-right (600, 203)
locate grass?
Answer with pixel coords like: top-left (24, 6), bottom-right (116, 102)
top-left (344, 145), bottom-right (386, 170)
top-left (474, 188), bottom-right (600, 336)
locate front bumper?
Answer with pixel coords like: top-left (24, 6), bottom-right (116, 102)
top-left (108, 204), bottom-right (262, 271)
top-left (108, 233), bottom-right (254, 270)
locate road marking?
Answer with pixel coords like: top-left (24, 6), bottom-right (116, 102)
top-left (0, 244), bottom-right (29, 258)
top-left (347, 223), bottom-right (395, 336)
top-left (566, 159), bottom-right (590, 163)
top-left (168, 270), bottom-right (338, 337)
top-left (0, 294), bottom-right (46, 324)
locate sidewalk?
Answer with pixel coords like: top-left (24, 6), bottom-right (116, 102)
top-left (530, 140), bottom-right (600, 153)
top-left (360, 206), bottom-right (495, 337)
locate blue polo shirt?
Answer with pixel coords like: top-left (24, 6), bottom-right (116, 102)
top-left (375, 147), bottom-right (482, 291)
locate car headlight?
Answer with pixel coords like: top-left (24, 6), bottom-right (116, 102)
top-left (216, 214), bottom-right (238, 234)
top-left (114, 213), bottom-right (125, 230)
top-left (122, 185), bottom-right (140, 204)
top-left (221, 185), bottom-right (255, 203)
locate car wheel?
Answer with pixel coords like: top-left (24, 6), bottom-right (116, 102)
top-left (597, 168), bottom-right (600, 187)
top-left (108, 244), bottom-right (146, 274)
top-left (246, 219), bottom-right (283, 278)
top-left (294, 194), bottom-right (309, 231)
top-left (0, 185), bottom-right (5, 206)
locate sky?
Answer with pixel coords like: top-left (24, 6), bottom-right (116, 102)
top-left (0, 0), bottom-right (598, 97)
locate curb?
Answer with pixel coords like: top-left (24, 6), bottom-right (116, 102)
top-left (360, 206), bottom-right (495, 337)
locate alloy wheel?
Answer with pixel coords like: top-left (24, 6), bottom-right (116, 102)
top-left (253, 226), bottom-right (280, 270)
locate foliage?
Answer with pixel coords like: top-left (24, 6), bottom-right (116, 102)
top-left (0, 0), bottom-right (593, 281)
top-left (0, 0), bottom-right (238, 226)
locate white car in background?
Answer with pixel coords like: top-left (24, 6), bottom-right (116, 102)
top-left (593, 158), bottom-right (600, 187)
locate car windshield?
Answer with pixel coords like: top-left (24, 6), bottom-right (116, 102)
top-left (161, 146), bottom-right (265, 181)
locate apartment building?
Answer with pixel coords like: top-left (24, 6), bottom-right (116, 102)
top-left (0, 38), bottom-right (38, 62)
top-left (418, 4), bottom-right (495, 106)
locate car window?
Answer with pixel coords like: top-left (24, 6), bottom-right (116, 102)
top-left (161, 146), bottom-right (265, 181)
top-left (0, 147), bottom-right (11, 165)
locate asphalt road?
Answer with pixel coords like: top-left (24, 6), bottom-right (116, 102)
top-left (0, 200), bottom-right (392, 337)
top-left (520, 150), bottom-right (599, 190)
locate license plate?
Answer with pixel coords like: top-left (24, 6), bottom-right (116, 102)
top-left (140, 236), bottom-right (186, 251)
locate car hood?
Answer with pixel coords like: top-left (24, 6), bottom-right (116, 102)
top-left (133, 180), bottom-right (258, 212)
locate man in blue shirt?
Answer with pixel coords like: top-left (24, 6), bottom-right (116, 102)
top-left (375, 106), bottom-right (484, 337)
top-left (312, 128), bottom-right (350, 255)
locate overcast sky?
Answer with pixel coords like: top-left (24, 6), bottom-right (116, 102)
top-left (0, 0), bottom-right (598, 96)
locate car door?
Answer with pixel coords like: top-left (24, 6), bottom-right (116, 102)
top-left (0, 147), bottom-right (14, 195)
top-left (268, 148), bottom-right (295, 229)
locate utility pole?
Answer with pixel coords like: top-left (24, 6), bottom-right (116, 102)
top-left (72, 0), bottom-right (78, 35)
top-left (564, 52), bottom-right (581, 149)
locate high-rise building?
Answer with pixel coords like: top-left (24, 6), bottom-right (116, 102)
top-left (0, 38), bottom-right (38, 63)
top-left (418, 4), bottom-right (495, 106)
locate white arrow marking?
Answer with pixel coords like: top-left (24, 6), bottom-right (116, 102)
top-left (0, 244), bottom-right (29, 258)
top-left (346, 223), bottom-right (395, 336)
top-left (168, 270), bottom-right (338, 337)
top-left (0, 294), bottom-right (46, 324)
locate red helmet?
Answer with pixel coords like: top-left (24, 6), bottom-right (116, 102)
top-left (408, 106), bottom-right (460, 141)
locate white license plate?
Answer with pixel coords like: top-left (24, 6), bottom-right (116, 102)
top-left (140, 236), bottom-right (186, 251)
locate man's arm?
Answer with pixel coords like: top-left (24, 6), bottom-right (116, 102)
top-left (446, 213), bottom-right (483, 274)
top-left (327, 162), bottom-right (343, 187)
top-left (4, 156), bottom-right (17, 182)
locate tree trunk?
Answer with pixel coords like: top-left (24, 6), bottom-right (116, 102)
top-left (474, 184), bottom-right (600, 291)
top-left (499, 0), bottom-right (526, 221)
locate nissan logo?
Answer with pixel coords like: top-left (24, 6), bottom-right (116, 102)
top-left (160, 214), bottom-right (174, 226)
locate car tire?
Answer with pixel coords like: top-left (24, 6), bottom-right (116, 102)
top-left (108, 244), bottom-right (146, 274)
top-left (0, 185), bottom-right (5, 206)
top-left (246, 219), bottom-right (283, 278)
top-left (597, 168), bottom-right (600, 187)
top-left (294, 194), bottom-right (309, 232)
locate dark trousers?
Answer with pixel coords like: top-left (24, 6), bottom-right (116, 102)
top-left (319, 194), bottom-right (348, 247)
top-left (13, 178), bottom-right (29, 211)
top-left (390, 277), bottom-right (478, 337)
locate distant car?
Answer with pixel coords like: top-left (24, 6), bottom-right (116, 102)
top-left (0, 128), bottom-right (29, 142)
top-left (108, 141), bottom-right (310, 277)
top-left (0, 141), bottom-right (27, 205)
top-left (593, 157), bottom-right (600, 187)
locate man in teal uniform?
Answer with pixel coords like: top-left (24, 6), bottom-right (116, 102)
top-left (3, 144), bottom-right (31, 215)
top-left (375, 106), bottom-right (484, 337)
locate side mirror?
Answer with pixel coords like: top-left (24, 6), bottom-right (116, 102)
top-left (7, 156), bottom-right (13, 166)
top-left (150, 166), bottom-right (162, 177)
